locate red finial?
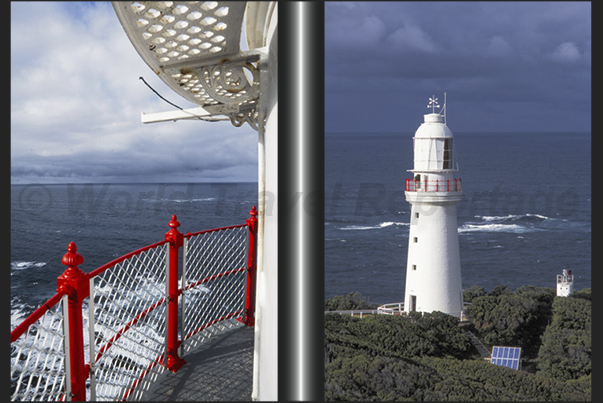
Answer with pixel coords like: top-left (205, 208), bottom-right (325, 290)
top-left (165, 215), bottom-right (184, 248)
top-left (168, 214), bottom-right (180, 229)
top-left (246, 206), bottom-right (258, 231)
top-left (62, 242), bottom-right (84, 270)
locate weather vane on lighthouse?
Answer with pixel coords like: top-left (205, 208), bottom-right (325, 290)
top-left (427, 95), bottom-right (440, 113)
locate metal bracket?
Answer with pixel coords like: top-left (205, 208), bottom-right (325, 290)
top-left (140, 48), bottom-right (267, 131)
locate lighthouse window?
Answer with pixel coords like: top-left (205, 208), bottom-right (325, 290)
top-left (413, 237), bottom-right (418, 243)
top-left (415, 212), bottom-right (419, 219)
top-left (443, 139), bottom-right (453, 169)
top-left (412, 264), bottom-right (417, 271)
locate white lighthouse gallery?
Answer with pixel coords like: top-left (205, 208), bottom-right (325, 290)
top-left (402, 96), bottom-right (465, 318)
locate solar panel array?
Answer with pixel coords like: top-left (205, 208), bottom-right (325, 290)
top-left (490, 346), bottom-right (521, 370)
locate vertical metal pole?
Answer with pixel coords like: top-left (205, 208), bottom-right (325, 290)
top-left (243, 206), bottom-right (258, 326)
top-left (61, 295), bottom-right (72, 401)
top-left (88, 278), bottom-right (97, 401)
top-left (280, 2), bottom-right (324, 400)
top-left (57, 242), bottom-right (89, 401)
top-left (164, 215), bottom-right (186, 372)
top-left (164, 243), bottom-right (170, 367)
top-left (180, 237), bottom-right (188, 357)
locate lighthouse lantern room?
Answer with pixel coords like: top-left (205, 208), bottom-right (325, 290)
top-left (404, 95), bottom-right (464, 318)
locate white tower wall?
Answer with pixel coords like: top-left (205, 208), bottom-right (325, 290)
top-left (250, 3), bottom-right (278, 400)
top-left (405, 200), bottom-right (463, 315)
top-left (404, 110), bottom-right (464, 317)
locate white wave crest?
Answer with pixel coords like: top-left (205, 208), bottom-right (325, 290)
top-left (340, 222), bottom-right (409, 231)
top-left (459, 223), bottom-right (541, 234)
top-left (476, 213), bottom-right (551, 222)
top-left (11, 261), bottom-right (47, 270)
top-left (172, 197), bottom-right (216, 203)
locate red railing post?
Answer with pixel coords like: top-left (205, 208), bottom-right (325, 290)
top-left (57, 242), bottom-right (89, 401)
top-left (241, 206), bottom-right (258, 326)
top-left (424, 178), bottom-right (427, 191)
top-left (436, 179), bottom-right (439, 192)
top-left (164, 215), bottom-right (186, 372)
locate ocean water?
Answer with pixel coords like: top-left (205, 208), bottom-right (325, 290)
top-left (325, 131), bottom-right (591, 305)
top-left (11, 182), bottom-right (258, 327)
top-left (10, 131), bottom-right (592, 324)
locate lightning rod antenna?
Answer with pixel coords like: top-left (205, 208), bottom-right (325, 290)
top-left (444, 92), bottom-right (447, 124)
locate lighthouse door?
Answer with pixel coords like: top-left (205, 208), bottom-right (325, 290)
top-left (409, 295), bottom-right (417, 312)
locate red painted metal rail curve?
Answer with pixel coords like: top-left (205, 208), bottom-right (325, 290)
top-left (11, 209), bottom-right (258, 402)
top-left (87, 239), bottom-right (170, 279)
top-left (11, 291), bottom-right (67, 343)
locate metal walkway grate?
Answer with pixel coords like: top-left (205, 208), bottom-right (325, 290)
top-left (141, 320), bottom-right (254, 401)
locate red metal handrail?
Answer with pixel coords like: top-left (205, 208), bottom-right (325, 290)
top-left (87, 239), bottom-right (169, 278)
top-left (184, 267), bottom-right (247, 292)
top-left (405, 178), bottom-right (462, 192)
top-left (11, 291), bottom-right (67, 343)
top-left (183, 311), bottom-right (244, 342)
top-left (184, 223), bottom-right (248, 239)
top-left (11, 207), bottom-right (258, 401)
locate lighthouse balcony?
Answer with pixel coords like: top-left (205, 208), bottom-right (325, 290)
top-left (405, 178), bottom-right (462, 192)
top-left (405, 178), bottom-right (462, 203)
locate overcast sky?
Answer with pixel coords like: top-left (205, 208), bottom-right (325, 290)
top-left (11, 2), bottom-right (258, 184)
top-left (12, 2), bottom-right (591, 184)
top-left (325, 2), bottom-right (591, 134)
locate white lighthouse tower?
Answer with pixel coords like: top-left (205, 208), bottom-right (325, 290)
top-left (403, 95), bottom-right (464, 318)
top-left (556, 269), bottom-right (574, 296)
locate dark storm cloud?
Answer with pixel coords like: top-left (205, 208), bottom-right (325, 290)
top-left (325, 2), bottom-right (591, 133)
top-left (11, 128), bottom-right (258, 184)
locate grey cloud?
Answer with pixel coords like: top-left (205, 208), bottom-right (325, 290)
top-left (325, 1), bottom-right (591, 133)
top-left (11, 3), bottom-right (257, 184)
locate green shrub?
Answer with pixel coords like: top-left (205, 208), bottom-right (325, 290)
top-left (537, 296), bottom-right (591, 380)
top-left (325, 285), bottom-right (591, 400)
top-left (324, 292), bottom-right (378, 311)
top-left (465, 286), bottom-right (554, 356)
top-left (462, 285), bottom-right (487, 303)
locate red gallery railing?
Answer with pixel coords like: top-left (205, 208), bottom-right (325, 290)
top-left (405, 178), bottom-right (462, 192)
top-left (11, 207), bottom-right (258, 401)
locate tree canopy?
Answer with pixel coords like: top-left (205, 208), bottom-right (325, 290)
top-left (324, 286), bottom-right (591, 401)
top-left (324, 292), bottom-right (378, 311)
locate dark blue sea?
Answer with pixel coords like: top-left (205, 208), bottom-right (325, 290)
top-left (11, 182), bottom-right (258, 327)
top-left (10, 131), bottom-right (592, 324)
top-left (325, 131), bottom-right (591, 305)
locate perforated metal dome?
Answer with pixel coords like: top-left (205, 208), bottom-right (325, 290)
top-left (112, 1), bottom-right (260, 117)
